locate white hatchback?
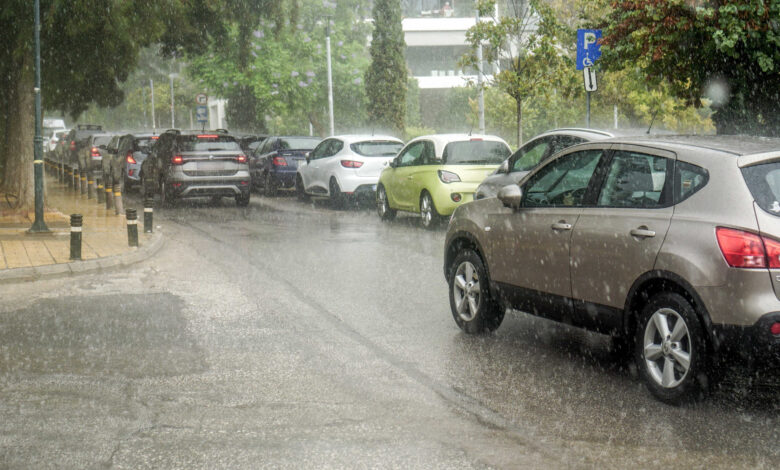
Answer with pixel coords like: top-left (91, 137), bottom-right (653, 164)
top-left (296, 134), bottom-right (404, 207)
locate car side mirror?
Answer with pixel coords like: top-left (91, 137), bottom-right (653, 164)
top-left (496, 160), bottom-right (509, 174)
top-left (389, 159), bottom-right (397, 168)
top-left (498, 184), bottom-right (523, 209)
top-left (305, 152), bottom-right (311, 164)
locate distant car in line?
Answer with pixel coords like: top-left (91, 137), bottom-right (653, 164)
top-left (250, 136), bottom-right (321, 197)
top-left (102, 133), bottom-right (158, 193)
top-left (296, 135), bottom-right (404, 207)
top-left (376, 134), bottom-right (511, 228)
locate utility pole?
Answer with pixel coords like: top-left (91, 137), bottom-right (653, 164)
top-left (170, 73), bottom-right (175, 128)
top-left (150, 79), bottom-right (156, 132)
top-left (30, 0), bottom-right (49, 233)
top-left (325, 18), bottom-right (335, 136)
top-left (141, 81), bottom-right (147, 129)
top-left (476, 10), bottom-right (485, 135)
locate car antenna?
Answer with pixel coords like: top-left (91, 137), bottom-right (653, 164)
top-left (646, 110), bottom-right (659, 134)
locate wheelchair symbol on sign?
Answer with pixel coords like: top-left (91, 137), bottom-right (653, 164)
top-left (582, 56), bottom-right (594, 67)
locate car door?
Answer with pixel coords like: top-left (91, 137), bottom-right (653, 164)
top-left (569, 145), bottom-right (675, 329)
top-left (321, 139), bottom-right (344, 193)
top-left (386, 140), bottom-right (426, 211)
top-left (486, 147), bottom-right (607, 320)
top-left (305, 139), bottom-right (334, 192)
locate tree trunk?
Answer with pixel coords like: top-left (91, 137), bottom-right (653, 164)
top-left (1, 50), bottom-right (34, 210)
top-left (516, 97), bottom-right (523, 147)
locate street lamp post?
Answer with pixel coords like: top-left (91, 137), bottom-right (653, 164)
top-left (325, 18), bottom-right (334, 136)
top-left (30, 0), bottom-right (49, 233)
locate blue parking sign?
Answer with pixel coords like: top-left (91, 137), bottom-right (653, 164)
top-left (196, 105), bottom-right (208, 124)
top-left (576, 29), bottom-right (602, 70)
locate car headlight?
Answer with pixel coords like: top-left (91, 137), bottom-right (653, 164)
top-left (438, 170), bottom-right (461, 183)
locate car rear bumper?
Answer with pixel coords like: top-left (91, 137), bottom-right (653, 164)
top-left (337, 173), bottom-right (381, 194)
top-left (430, 182), bottom-right (480, 216)
top-left (712, 312), bottom-right (780, 366)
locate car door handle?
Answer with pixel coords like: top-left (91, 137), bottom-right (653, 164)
top-left (551, 221), bottom-right (572, 231)
top-left (630, 227), bottom-right (656, 238)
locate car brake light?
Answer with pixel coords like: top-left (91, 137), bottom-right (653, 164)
top-left (236, 154), bottom-right (247, 163)
top-left (340, 160), bottom-right (363, 168)
top-left (771, 322), bottom-right (780, 335)
top-left (171, 155), bottom-right (184, 165)
top-left (91, 146), bottom-right (100, 157)
top-left (151, 135), bottom-right (159, 140)
top-left (126, 151), bottom-right (136, 164)
top-left (438, 169), bottom-right (461, 183)
top-left (715, 227), bottom-right (780, 269)
top-left (69, 140), bottom-right (76, 151)
top-left (272, 156), bottom-right (287, 166)
top-left (197, 134), bottom-right (219, 139)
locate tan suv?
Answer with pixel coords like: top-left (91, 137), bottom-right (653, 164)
top-left (444, 135), bottom-right (780, 404)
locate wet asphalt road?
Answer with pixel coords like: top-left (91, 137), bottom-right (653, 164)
top-left (0, 191), bottom-right (778, 469)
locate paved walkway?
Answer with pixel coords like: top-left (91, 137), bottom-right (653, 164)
top-left (0, 169), bottom-right (161, 280)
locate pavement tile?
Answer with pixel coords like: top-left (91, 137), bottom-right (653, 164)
top-left (44, 238), bottom-right (72, 263)
top-left (22, 240), bottom-right (55, 266)
top-left (1, 240), bottom-right (31, 268)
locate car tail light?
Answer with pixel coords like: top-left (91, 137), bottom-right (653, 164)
top-left (151, 135), bottom-right (159, 140)
top-left (91, 147), bottom-right (100, 158)
top-left (715, 227), bottom-right (780, 269)
top-left (451, 193), bottom-right (462, 202)
top-left (236, 154), bottom-right (247, 163)
top-left (340, 160), bottom-right (363, 168)
top-left (438, 169), bottom-right (461, 183)
top-left (70, 140), bottom-right (76, 151)
top-left (126, 151), bottom-right (136, 164)
top-left (272, 156), bottom-right (287, 166)
top-left (171, 155), bottom-right (184, 165)
top-left (771, 322), bottom-right (780, 335)
top-left (197, 134), bottom-right (219, 139)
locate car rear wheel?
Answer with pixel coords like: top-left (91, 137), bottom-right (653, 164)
top-left (160, 179), bottom-right (174, 207)
top-left (264, 172), bottom-right (277, 197)
top-left (448, 249), bottom-right (504, 334)
top-left (296, 174), bottom-right (309, 202)
top-left (236, 192), bottom-right (250, 207)
top-left (330, 177), bottom-right (344, 209)
top-left (420, 192), bottom-right (441, 229)
top-left (376, 185), bottom-right (395, 221)
top-left (635, 292), bottom-right (708, 405)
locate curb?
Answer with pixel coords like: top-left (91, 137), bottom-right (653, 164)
top-left (0, 230), bottom-right (165, 284)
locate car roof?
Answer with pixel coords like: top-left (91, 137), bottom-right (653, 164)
top-left (330, 134), bottom-right (403, 144)
top-left (408, 133), bottom-right (509, 147)
top-left (602, 134), bottom-right (780, 157)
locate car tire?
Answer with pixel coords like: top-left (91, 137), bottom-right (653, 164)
top-left (448, 249), bottom-right (505, 334)
top-left (635, 292), bottom-right (708, 405)
top-left (264, 172), bottom-right (277, 197)
top-left (420, 191), bottom-right (441, 229)
top-left (296, 174), bottom-right (309, 202)
top-left (160, 179), bottom-right (174, 207)
top-left (236, 192), bottom-right (250, 207)
top-left (376, 184), bottom-right (396, 221)
top-left (330, 177), bottom-right (344, 209)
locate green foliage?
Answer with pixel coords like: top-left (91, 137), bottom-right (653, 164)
top-left (601, 0), bottom-right (780, 135)
top-left (365, 0), bottom-right (407, 136)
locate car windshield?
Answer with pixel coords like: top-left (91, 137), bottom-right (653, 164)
top-left (350, 141), bottom-right (403, 157)
top-left (442, 140), bottom-right (510, 165)
top-left (177, 135), bottom-right (240, 151)
top-left (279, 137), bottom-right (320, 150)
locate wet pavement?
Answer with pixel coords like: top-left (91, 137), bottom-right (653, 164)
top-left (0, 192), bottom-right (777, 468)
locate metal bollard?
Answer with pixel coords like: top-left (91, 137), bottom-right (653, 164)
top-left (126, 209), bottom-right (138, 247)
top-left (70, 214), bottom-right (82, 260)
top-left (105, 183), bottom-right (114, 210)
top-left (87, 177), bottom-right (95, 199)
top-left (72, 169), bottom-right (78, 190)
top-left (114, 186), bottom-right (124, 215)
top-left (96, 178), bottom-right (105, 203)
top-left (143, 198), bottom-right (154, 233)
top-left (81, 174), bottom-right (87, 195)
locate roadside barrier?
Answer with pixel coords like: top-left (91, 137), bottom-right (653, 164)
top-left (144, 198), bottom-right (154, 233)
top-left (73, 168), bottom-right (79, 191)
top-left (80, 174), bottom-right (87, 195)
top-left (70, 214), bottom-right (82, 260)
top-left (126, 209), bottom-right (138, 247)
top-left (105, 183), bottom-right (114, 210)
top-left (87, 177), bottom-right (95, 199)
top-left (114, 186), bottom-right (124, 215)
top-left (96, 179), bottom-right (105, 204)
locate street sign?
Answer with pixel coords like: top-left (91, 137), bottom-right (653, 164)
top-left (195, 93), bottom-right (208, 105)
top-left (196, 105), bottom-right (208, 124)
top-left (583, 67), bottom-right (597, 92)
top-left (576, 29), bottom-right (602, 70)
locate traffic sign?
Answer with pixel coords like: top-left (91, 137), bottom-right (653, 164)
top-left (576, 29), bottom-right (602, 70)
top-left (196, 105), bottom-right (208, 123)
top-left (195, 93), bottom-right (208, 105)
top-left (583, 67), bottom-right (597, 92)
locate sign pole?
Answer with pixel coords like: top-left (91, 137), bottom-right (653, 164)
top-left (586, 91), bottom-right (591, 128)
top-left (30, 0), bottom-right (49, 233)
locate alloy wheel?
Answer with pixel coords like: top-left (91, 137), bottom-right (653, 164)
top-left (420, 194), bottom-right (433, 227)
top-left (643, 308), bottom-right (692, 389)
top-left (452, 260), bottom-right (481, 322)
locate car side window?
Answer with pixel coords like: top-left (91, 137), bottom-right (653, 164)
top-left (420, 141), bottom-right (438, 165)
top-left (511, 138), bottom-right (550, 172)
top-left (312, 140), bottom-right (331, 159)
top-left (551, 136), bottom-right (585, 155)
top-left (397, 141), bottom-right (426, 167)
top-left (328, 140), bottom-right (344, 157)
top-left (597, 151), bottom-right (672, 208)
top-left (675, 161), bottom-right (709, 204)
top-left (522, 149), bottom-right (604, 208)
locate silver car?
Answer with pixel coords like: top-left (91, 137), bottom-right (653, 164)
top-left (445, 135), bottom-right (780, 404)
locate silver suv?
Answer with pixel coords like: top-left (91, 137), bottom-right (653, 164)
top-left (445, 135), bottom-right (780, 404)
top-left (141, 130), bottom-right (251, 206)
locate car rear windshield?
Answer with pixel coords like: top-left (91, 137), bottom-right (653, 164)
top-left (350, 141), bottom-right (403, 157)
top-left (93, 136), bottom-right (112, 146)
top-left (279, 137), bottom-right (320, 150)
top-left (742, 161), bottom-right (780, 215)
top-left (134, 138), bottom-right (156, 151)
top-left (177, 135), bottom-right (240, 151)
top-left (442, 140), bottom-right (511, 165)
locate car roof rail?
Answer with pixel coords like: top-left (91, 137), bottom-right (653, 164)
top-left (76, 124), bottom-right (103, 131)
top-left (215, 128), bottom-right (229, 134)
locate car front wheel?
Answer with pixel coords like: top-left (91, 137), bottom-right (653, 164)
top-left (635, 292), bottom-right (708, 405)
top-left (448, 249), bottom-right (504, 334)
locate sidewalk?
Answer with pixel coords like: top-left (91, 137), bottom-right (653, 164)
top-left (0, 170), bottom-right (162, 282)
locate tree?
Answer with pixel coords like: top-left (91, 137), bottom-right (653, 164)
top-left (462, 0), bottom-right (574, 145)
top-left (365, 0), bottom-right (407, 136)
top-left (601, 0), bottom-right (780, 136)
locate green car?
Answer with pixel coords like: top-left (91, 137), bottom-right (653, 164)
top-left (376, 134), bottom-right (512, 228)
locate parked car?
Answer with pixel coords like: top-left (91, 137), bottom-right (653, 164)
top-left (250, 136), bottom-right (321, 196)
top-left (101, 133), bottom-right (158, 193)
top-left (63, 124), bottom-right (103, 174)
top-left (141, 129), bottom-right (250, 207)
top-left (444, 135), bottom-right (780, 404)
top-left (237, 134), bottom-right (268, 154)
top-left (47, 129), bottom-right (69, 154)
top-left (296, 135), bottom-right (403, 207)
top-left (376, 134), bottom-right (511, 228)
top-left (475, 128), bottom-right (617, 200)
top-left (81, 133), bottom-right (115, 180)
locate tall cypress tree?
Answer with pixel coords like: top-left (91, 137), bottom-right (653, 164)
top-left (365, 0), bottom-right (407, 136)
